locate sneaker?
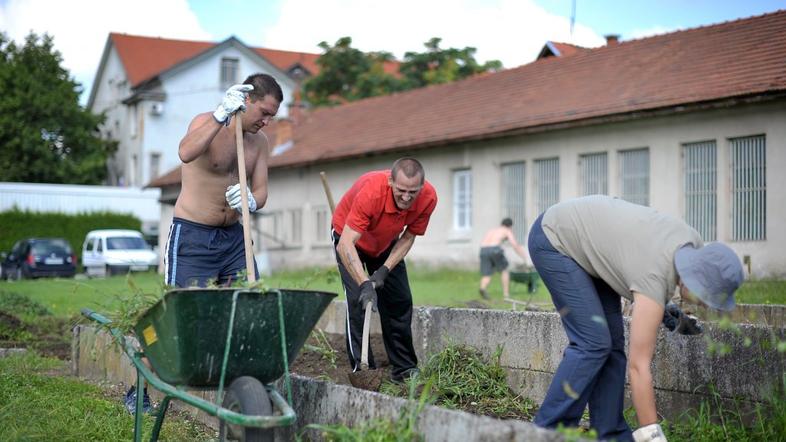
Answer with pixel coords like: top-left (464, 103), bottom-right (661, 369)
top-left (479, 288), bottom-right (490, 300)
top-left (124, 386), bottom-right (152, 414)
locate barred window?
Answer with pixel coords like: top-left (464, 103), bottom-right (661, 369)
top-left (220, 58), bottom-right (239, 89)
top-left (535, 158), bottom-right (559, 215)
top-left (501, 162), bottom-right (527, 242)
top-left (683, 141), bottom-right (717, 241)
top-left (730, 135), bottom-right (766, 241)
top-left (580, 152), bottom-right (608, 196)
top-left (619, 148), bottom-right (650, 206)
top-left (453, 169), bottom-right (472, 231)
top-left (313, 206), bottom-right (330, 244)
top-left (288, 208), bottom-right (302, 245)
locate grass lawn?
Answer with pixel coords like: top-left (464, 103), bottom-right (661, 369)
top-left (0, 352), bottom-right (213, 441)
top-left (0, 267), bottom-right (784, 319)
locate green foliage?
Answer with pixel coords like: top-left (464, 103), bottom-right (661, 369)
top-left (304, 329), bottom-right (339, 369)
top-left (303, 37), bottom-right (403, 106)
top-left (381, 344), bottom-right (537, 420)
top-left (0, 352), bottom-right (212, 441)
top-left (399, 37), bottom-right (503, 89)
top-left (0, 32), bottom-right (117, 184)
top-left (0, 290), bottom-right (52, 317)
top-left (303, 36), bottom-right (503, 107)
top-left (0, 207), bottom-right (141, 257)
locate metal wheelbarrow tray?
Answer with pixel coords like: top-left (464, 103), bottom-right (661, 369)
top-left (82, 287), bottom-right (336, 442)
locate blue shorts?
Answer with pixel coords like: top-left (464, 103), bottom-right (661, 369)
top-left (164, 217), bottom-right (258, 288)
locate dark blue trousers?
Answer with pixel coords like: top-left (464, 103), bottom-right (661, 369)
top-left (528, 214), bottom-right (632, 441)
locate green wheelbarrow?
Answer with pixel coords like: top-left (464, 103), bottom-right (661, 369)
top-left (82, 287), bottom-right (336, 442)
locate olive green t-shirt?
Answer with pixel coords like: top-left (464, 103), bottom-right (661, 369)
top-left (541, 195), bottom-right (702, 306)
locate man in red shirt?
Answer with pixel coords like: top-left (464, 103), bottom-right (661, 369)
top-left (332, 157), bottom-right (437, 382)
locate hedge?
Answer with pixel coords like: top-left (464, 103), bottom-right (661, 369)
top-left (0, 208), bottom-right (142, 257)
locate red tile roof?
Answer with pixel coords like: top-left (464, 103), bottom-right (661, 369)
top-left (550, 41), bottom-right (589, 57)
top-left (110, 33), bottom-right (327, 87)
top-left (267, 10), bottom-right (786, 169)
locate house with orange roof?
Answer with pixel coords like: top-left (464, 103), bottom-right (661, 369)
top-left (88, 33), bottom-right (326, 188)
top-left (149, 10), bottom-right (786, 278)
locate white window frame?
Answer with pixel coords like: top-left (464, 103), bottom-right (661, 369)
top-left (580, 152), bottom-right (608, 196)
top-left (682, 140), bottom-right (717, 241)
top-left (501, 162), bottom-right (527, 242)
top-left (220, 57), bottom-right (239, 89)
top-left (730, 135), bottom-right (766, 241)
top-left (619, 148), bottom-right (650, 206)
top-left (535, 158), bottom-right (560, 215)
top-left (452, 169), bottom-right (472, 231)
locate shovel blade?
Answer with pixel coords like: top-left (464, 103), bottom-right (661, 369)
top-left (348, 369), bottom-right (384, 391)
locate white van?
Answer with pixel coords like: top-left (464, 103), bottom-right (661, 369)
top-left (82, 229), bottom-right (159, 277)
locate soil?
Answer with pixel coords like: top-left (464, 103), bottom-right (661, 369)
top-left (290, 332), bottom-right (391, 386)
top-left (0, 310), bottom-right (73, 360)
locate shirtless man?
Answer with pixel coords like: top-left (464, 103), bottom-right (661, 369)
top-left (478, 218), bottom-right (527, 299)
top-left (164, 73), bottom-right (282, 287)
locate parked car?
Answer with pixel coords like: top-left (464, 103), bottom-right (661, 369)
top-left (82, 229), bottom-right (159, 277)
top-left (0, 238), bottom-right (77, 280)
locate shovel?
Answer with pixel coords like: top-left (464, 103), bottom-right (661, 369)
top-left (348, 300), bottom-right (383, 391)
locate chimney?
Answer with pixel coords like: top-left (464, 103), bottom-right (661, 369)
top-left (605, 34), bottom-right (620, 46)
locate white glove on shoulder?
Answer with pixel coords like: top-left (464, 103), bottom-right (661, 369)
top-left (632, 423), bottom-right (667, 442)
top-left (225, 184), bottom-right (257, 213)
top-left (213, 84), bottom-right (254, 125)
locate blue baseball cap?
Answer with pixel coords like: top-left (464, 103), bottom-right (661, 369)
top-left (674, 243), bottom-right (744, 312)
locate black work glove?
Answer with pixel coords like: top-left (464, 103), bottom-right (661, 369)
top-left (662, 302), bottom-right (703, 335)
top-left (359, 280), bottom-right (377, 312)
top-left (370, 265), bottom-right (390, 291)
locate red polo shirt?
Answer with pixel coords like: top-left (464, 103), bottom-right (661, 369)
top-left (332, 170), bottom-right (438, 257)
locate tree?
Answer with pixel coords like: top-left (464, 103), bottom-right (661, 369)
top-left (399, 38), bottom-right (503, 89)
top-left (0, 32), bottom-right (116, 184)
top-left (302, 37), bottom-right (403, 107)
top-left (303, 37), bottom-right (503, 107)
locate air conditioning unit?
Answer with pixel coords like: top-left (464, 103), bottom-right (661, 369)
top-left (150, 102), bottom-right (165, 116)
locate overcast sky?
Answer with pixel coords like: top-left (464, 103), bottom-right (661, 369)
top-left (1, 0), bottom-right (783, 105)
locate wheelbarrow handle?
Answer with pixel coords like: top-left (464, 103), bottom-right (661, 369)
top-left (81, 308), bottom-right (112, 326)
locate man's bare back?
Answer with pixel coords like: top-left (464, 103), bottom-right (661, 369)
top-left (175, 112), bottom-right (270, 226)
top-left (481, 225), bottom-right (515, 247)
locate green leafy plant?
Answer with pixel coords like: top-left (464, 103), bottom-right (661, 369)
top-left (303, 329), bottom-right (338, 369)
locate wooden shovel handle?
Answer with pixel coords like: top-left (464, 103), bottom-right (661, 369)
top-left (320, 171), bottom-right (336, 214)
top-left (234, 111), bottom-right (256, 283)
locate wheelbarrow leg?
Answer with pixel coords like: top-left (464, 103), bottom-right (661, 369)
top-left (149, 396), bottom-right (171, 442)
top-left (134, 369), bottom-right (145, 442)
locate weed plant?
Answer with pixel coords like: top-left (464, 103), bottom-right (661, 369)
top-left (304, 380), bottom-right (430, 441)
top-left (303, 329), bottom-right (338, 369)
top-left (381, 344), bottom-right (537, 420)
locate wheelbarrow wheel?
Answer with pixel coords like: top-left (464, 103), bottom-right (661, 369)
top-left (219, 376), bottom-right (274, 442)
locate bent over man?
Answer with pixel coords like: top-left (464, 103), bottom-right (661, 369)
top-left (165, 73), bottom-right (282, 287)
top-left (529, 195), bottom-right (743, 441)
top-left (332, 158), bottom-right (437, 382)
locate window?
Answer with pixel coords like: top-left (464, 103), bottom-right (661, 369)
top-left (730, 135), bottom-right (766, 241)
top-left (683, 141), bottom-right (717, 241)
top-left (313, 206), bottom-right (331, 244)
top-left (288, 208), bottom-right (302, 245)
top-left (535, 158), bottom-right (559, 215)
top-left (221, 58), bottom-right (239, 88)
top-left (150, 153), bottom-right (161, 179)
top-left (580, 152), bottom-right (608, 196)
top-left (453, 169), bottom-right (472, 231)
top-left (619, 148), bottom-right (650, 206)
top-left (501, 162), bottom-right (527, 242)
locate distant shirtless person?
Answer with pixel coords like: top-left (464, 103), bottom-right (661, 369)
top-left (478, 218), bottom-right (527, 299)
top-left (164, 73), bottom-right (282, 287)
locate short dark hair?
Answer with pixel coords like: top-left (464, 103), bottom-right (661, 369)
top-left (244, 73), bottom-right (283, 103)
top-left (501, 218), bottom-right (513, 227)
top-left (391, 157), bottom-right (425, 184)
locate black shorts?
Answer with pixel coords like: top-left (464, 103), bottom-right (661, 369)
top-left (480, 246), bottom-right (508, 276)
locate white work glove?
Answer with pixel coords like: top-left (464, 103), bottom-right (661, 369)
top-left (632, 423), bottom-right (667, 442)
top-left (225, 184), bottom-right (257, 213)
top-left (213, 84), bottom-right (254, 125)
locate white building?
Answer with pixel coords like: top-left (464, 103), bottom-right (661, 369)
top-left (88, 33), bottom-right (319, 188)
